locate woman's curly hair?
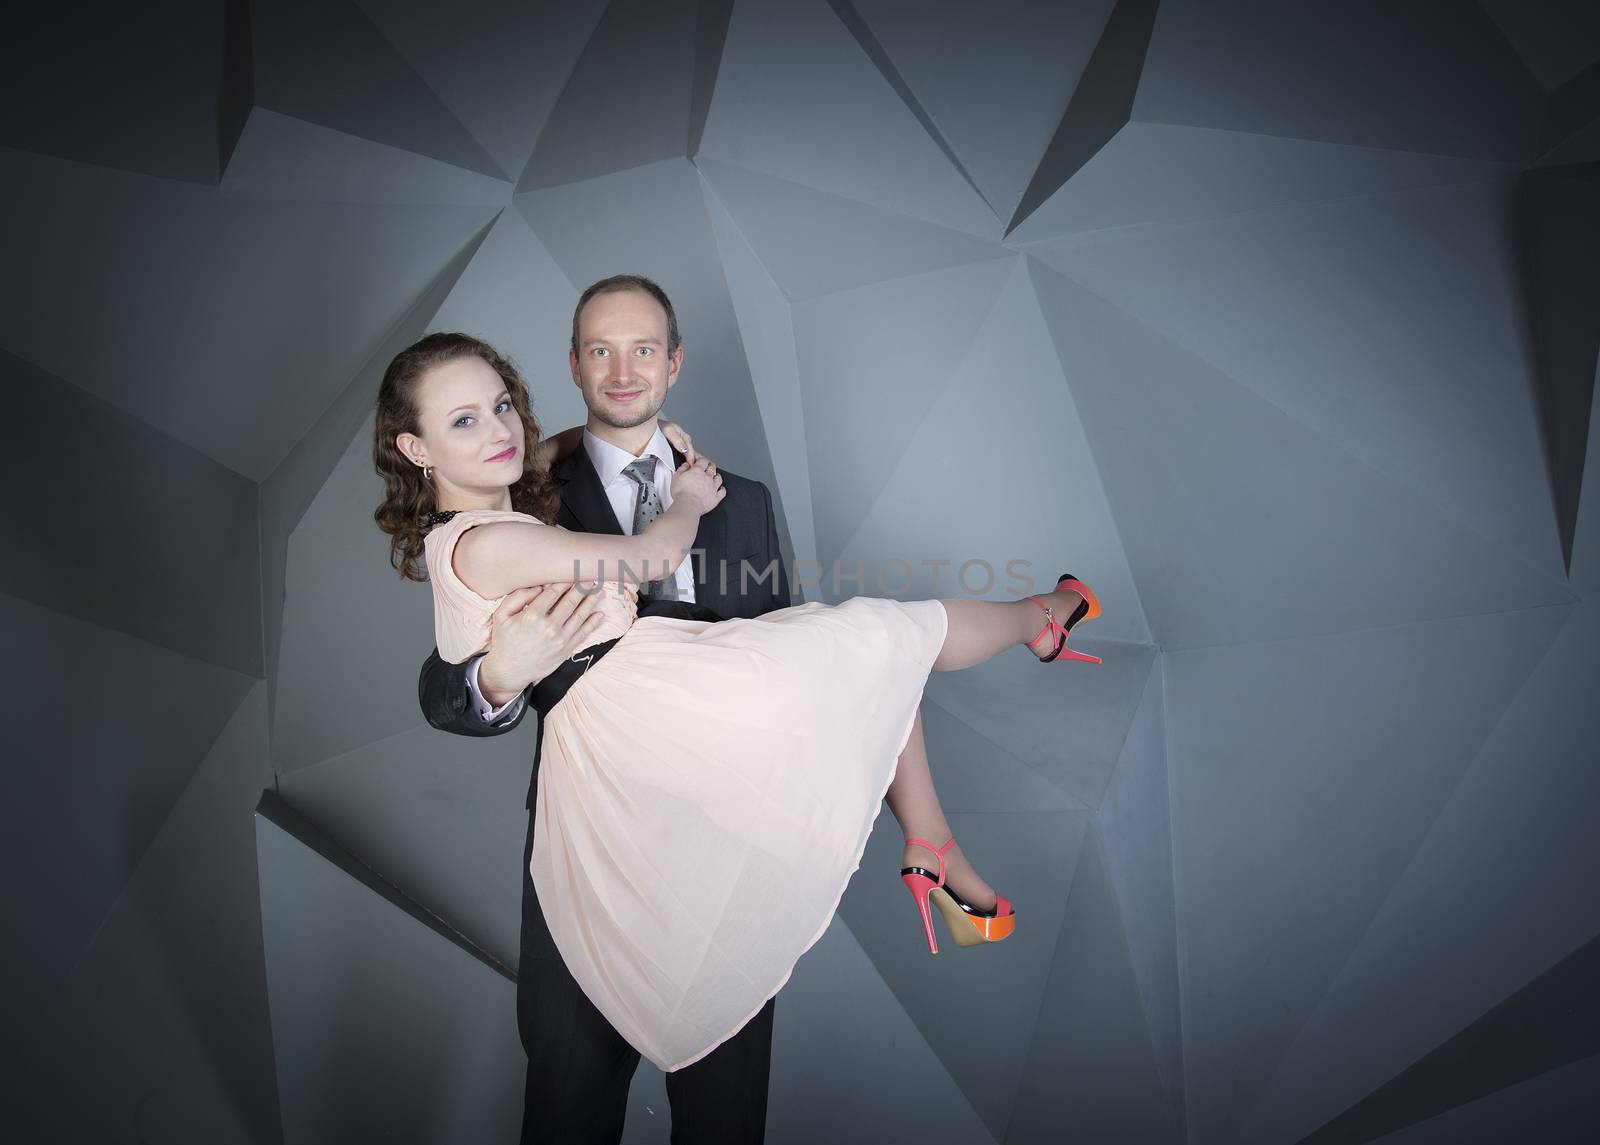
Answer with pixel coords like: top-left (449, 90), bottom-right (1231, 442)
top-left (373, 332), bottom-right (559, 581)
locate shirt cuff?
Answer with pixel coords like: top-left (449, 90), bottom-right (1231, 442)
top-left (465, 654), bottom-right (525, 725)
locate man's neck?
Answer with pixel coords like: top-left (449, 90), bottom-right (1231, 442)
top-left (585, 417), bottom-right (659, 458)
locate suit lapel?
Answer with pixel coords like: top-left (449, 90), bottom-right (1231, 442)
top-left (670, 446), bottom-right (731, 608)
top-left (554, 448), bottom-right (624, 535)
top-left (558, 441), bottom-right (733, 606)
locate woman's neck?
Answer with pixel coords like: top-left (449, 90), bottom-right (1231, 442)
top-left (435, 485), bottom-right (513, 514)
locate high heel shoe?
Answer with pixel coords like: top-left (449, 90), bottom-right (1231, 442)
top-left (899, 837), bottom-right (1016, 955)
top-left (1026, 572), bottom-right (1103, 665)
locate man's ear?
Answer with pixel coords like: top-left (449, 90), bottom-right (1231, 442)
top-left (569, 349), bottom-right (581, 386)
top-left (665, 344), bottom-right (684, 390)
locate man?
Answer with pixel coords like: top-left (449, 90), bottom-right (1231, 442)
top-left (418, 274), bottom-right (791, 1144)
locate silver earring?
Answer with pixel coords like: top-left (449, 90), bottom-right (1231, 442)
top-left (422, 465), bottom-right (432, 481)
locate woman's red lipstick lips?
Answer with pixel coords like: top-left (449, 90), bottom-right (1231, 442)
top-left (486, 447), bottom-right (517, 462)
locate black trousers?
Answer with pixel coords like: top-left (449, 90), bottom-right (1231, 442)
top-left (517, 816), bottom-right (776, 1144)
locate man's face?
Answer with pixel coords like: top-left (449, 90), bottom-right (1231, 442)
top-left (569, 289), bottom-right (682, 430)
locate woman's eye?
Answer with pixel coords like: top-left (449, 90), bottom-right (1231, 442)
top-left (495, 399), bottom-right (512, 414)
top-left (454, 416), bottom-right (472, 428)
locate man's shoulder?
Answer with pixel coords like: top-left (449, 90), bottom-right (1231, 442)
top-left (711, 467), bottom-right (772, 517)
top-left (715, 466), bottom-right (765, 495)
top-left (669, 448), bottom-right (769, 509)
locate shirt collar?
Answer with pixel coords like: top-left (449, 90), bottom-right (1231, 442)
top-left (582, 425), bottom-right (674, 488)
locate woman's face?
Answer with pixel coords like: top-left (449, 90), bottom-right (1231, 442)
top-left (400, 355), bottom-right (526, 497)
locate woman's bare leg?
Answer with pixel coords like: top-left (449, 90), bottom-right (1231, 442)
top-left (885, 708), bottom-right (997, 911)
top-left (881, 586), bottom-right (1090, 913)
top-left (932, 586), bottom-right (1087, 672)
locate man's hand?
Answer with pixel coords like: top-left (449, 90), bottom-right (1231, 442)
top-left (478, 584), bottom-right (607, 706)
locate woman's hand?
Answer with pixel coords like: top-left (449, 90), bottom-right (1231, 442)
top-left (671, 456), bottom-right (725, 516)
top-left (659, 419), bottom-right (696, 464)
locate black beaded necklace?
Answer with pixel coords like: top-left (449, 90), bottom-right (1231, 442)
top-left (423, 509), bottom-right (460, 529)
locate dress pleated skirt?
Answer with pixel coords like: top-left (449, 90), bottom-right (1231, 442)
top-left (531, 596), bottom-right (948, 1070)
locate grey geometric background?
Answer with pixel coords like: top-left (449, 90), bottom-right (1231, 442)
top-left (4, 1), bottom-right (1599, 1142)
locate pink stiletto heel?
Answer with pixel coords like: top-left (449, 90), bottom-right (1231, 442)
top-left (899, 837), bottom-right (1016, 955)
top-left (1026, 572), bottom-right (1103, 665)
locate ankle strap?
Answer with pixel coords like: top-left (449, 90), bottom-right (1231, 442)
top-left (906, 837), bottom-right (957, 884)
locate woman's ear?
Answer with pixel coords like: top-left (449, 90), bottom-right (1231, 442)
top-left (396, 431), bottom-right (427, 469)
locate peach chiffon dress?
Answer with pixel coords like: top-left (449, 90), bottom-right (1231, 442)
top-left (425, 509), bottom-right (947, 1071)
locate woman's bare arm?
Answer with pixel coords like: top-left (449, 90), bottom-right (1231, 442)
top-left (453, 459), bottom-right (724, 598)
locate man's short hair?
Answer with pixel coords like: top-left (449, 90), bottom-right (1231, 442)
top-left (571, 274), bottom-right (682, 356)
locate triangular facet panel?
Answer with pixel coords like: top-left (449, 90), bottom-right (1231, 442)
top-left (1008, 0), bottom-right (1163, 235)
top-left (1363, 1055), bottom-right (1600, 1145)
top-left (255, 796), bottom-right (523, 1142)
top-left (0, 147), bottom-right (498, 480)
top-left (1007, 827), bottom-right (1183, 1144)
top-left (1097, 659), bottom-right (1184, 1112)
top-left (699, 0), bottom-right (998, 238)
top-left (426, 207), bottom-right (587, 433)
top-left (842, 0), bottom-right (1115, 224)
top-left (0, 1), bottom-right (225, 183)
top-left (19, 685), bottom-right (280, 1144)
top-left (1010, 121), bottom-right (1513, 244)
top-left (354, 0), bottom-right (610, 182)
top-left (1478, 0), bottom-right (1600, 94)
top-left (517, 0), bottom-right (700, 192)
top-left (697, 157), bottom-right (1008, 300)
top-left (1033, 179), bottom-right (1561, 581)
top-left (1237, 597), bottom-right (1600, 1145)
top-left (921, 637), bottom-right (1156, 811)
top-left (2, 592), bottom-right (256, 1022)
top-left (1, 352), bottom-right (260, 677)
top-left (790, 258), bottom-right (1014, 567)
top-left (276, 722), bottom-right (534, 965)
top-left (1030, 258), bottom-right (1574, 648)
top-left (769, 917), bottom-right (999, 1143)
top-left (272, 415), bottom-right (438, 774)
top-left (259, 217), bottom-right (495, 714)
top-left (251, 0), bottom-right (504, 178)
top-left (1132, 0), bottom-right (1545, 162)
top-left (700, 168), bottom-right (820, 579)
top-left (917, 700), bottom-right (1088, 815)
top-left (839, 804), bottom-right (1090, 1140)
top-left (1517, 163), bottom-right (1600, 574)
top-left (1296, 934), bottom-right (1600, 1144)
top-left (221, 107), bottom-right (510, 205)
top-left (1572, 358), bottom-right (1600, 594)
top-left (832, 258), bottom-right (1151, 645)
top-left (1164, 604), bottom-right (1571, 1145)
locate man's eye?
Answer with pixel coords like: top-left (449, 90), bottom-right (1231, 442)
top-left (593, 348), bottom-right (609, 358)
top-left (636, 347), bottom-right (652, 357)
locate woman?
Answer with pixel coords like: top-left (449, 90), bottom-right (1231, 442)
top-left (373, 332), bottom-right (1102, 1071)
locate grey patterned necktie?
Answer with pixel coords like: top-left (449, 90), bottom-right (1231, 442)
top-left (623, 457), bottom-right (677, 600)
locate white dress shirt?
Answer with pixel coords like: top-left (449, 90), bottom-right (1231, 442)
top-left (581, 426), bottom-right (697, 605)
top-left (464, 424), bottom-right (695, 725)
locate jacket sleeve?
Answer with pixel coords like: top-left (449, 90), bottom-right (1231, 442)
top-left (417, 647), bottom-right (531, 737)
top-left (761, 481), bottom-right (792, 613)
